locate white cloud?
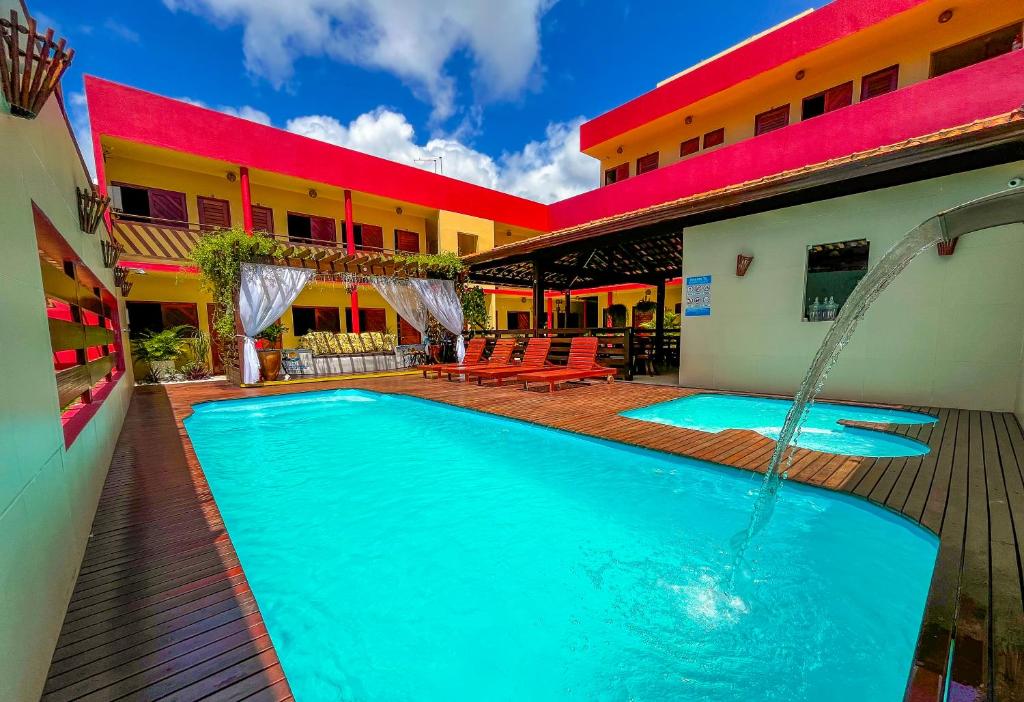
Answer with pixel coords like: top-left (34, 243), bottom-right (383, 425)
top-left (287, 108), bottom-right (594, 203)
top-left (103, 19), bottom-right (140, 43)
top-left (67, 91), bottom-right (95, 179)
top-left (161, 0), bottom-right (553, 123)
top-left (175, 97), bottom-right (272, 125)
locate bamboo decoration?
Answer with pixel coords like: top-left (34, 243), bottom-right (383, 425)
top-left (736, 254), bottom-right (754, 276)
top-left (113, 266), bottom-right (129, 288)
top-left (101, 239), bottom-right (124, 268)
top-left (77, 187), bottom-right (111, 234)
top-left (0, 10), bottom-right (74, 119)
top-left (120, 280), bottom-right (133, 297)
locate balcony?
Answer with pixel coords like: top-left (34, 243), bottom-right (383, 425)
top-left (111, 214), bottom-right (413, 273)
top-left (552, 49), bottom-right (1024, 231)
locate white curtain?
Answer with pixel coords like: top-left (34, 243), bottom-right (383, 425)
top-left (371, 277), bottom-right (429, 343)
top-left (239, 263), bottom-right (315, 384)
top-left (411, 278), bottom-right (466, 361)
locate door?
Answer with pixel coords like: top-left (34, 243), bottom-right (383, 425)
top-left (398, 316), bottom-right (421, 344)
top-left (206, 303), bottom-right (223, 374)
top-left (197, 196), bottom-right (231, 230)
top-left (582, 297), bottom-right (599, 328)
top-left (361, 308), bottom-right (387, 333)
top-left (395, 229), bottom-right (420, 253)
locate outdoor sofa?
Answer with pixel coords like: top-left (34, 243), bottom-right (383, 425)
top-left (298, 331), bottom-right (420, 375)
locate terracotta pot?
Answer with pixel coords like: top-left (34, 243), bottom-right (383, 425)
top-left (257, 349), bottom-right (282, 381)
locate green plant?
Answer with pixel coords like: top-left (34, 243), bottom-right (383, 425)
top-left (184, 329), bottom-right (211, 364)
top-left (180, 360), bottom-right (211, 380)
top-left (637, 309), bottom-right (681, 330)
top-left (257, 321), bottom-right (287, 343)
top-left (190, 228), bottom-right (283, 370)
top-left (460, 286), bottom-right (488, 330)
top-left (131, 325), bottom-right (195, 363)
top-left (392, 251), bottom-right (465, 279)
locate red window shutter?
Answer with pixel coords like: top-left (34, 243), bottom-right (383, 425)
top-left (362, 308), bottom-right (387, 333)
top-left (147, 188), bottom-right (188, 223)
top-left (636, 152), bottom-right (659, 175)
top-left (396, 230), bottom-right (420, 252)
top-left (605, 163), bottom-right (629, 185)
top-left (516, 311), bottom-right (530, 329)
top-left (398, 316), bottom-right (421, 344)
top-left (310, 216), bottom-right (337, 243)
top-left (251, 205), bottom-right (274, 233)
top-left (754, 105), bottom-right (790, 135)
top-left (360, 224), bottom-right (384, 250)
top-left (679, 137), bottom-right (700, 156)
top-left (197, 196), bottom-right (231, 230)
top-left (702, 128), bottom-right (725, 148)
top-left (823, 81), bottom-right (853, 112)
top-left (860, 65), bottom-right (899, 100)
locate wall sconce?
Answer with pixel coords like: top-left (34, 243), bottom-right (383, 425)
top-left (308, 188), bottom-right (318, 199)
top-left (794, 69), bottom-right (806, 81)
top-left (395, 206), bottom-right (403, 215)
top-left (226, 171), bottom-right (237, 182)
top-left (736, 253), bottom-right (754, 276)
top-left (936, 238), bottom-right (958, 256)
top-left (0, 11), bottom-right (74, 119)
top-left (684, 115), bottom-right (693, 125)
top-left (616, 145), bottom-right (623, 154)
top-left (938, 9), bottom-right (953, 23)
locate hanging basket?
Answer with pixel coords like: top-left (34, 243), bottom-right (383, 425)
top-left (77, 187), bottom-right (110, 234)
top-left (113, 266), bottom-right (129, 288)
top-left (101, 239), bottom-right (124, 268)
top-left (736, 254), bottom-right (754, 276)
top-left (0, 11), bottom-right (75, 119)
top-left (120, 280), bottom-right (133, 297)
top-left (936, 238), bottom-right (959, 257)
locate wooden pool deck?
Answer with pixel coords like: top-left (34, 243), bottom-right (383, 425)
top-left (44, 375), bottom-right (1024, 701)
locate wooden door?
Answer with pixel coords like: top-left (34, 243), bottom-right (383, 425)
top-left (206, 303), bottom-right (224, 374)
top-left (197, 196), bottom-right (231, 230)
top-left (361, 308), bottom-right (387, 333)
top-left (398, 316), bottom-right (421, 344)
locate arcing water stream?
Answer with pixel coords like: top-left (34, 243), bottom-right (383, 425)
top-left (733, 187), bottom-right (1024, 559)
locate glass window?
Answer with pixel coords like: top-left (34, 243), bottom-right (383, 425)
top-left (804, 239), bottom-right (869, 321)
top-left (457, 232), bottom-right (479, 255)
top-left (930, 23), bottom-right (1022, 77)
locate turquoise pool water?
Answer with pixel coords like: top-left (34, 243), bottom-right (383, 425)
top-left (185, 389), bottom-right (937, 702)
top-left (623, 393), bottom-right (937, 457)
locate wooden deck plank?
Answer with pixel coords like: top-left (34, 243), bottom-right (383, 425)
top-left (44, 377), bottom-right (1024, 701)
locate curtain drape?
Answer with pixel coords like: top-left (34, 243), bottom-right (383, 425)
top-left (238, 263), bottom-right (315, 384)
top-left (411, 278), bottom-right (466, 361)
top-left (371, 277), bottom-right (429, 342)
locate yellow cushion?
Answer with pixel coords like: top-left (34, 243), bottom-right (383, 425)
top-left (335, 333), bottom-right (354, 354)
top-left (347, 332), bottom-right (366, 353)
top-left (383, 333), bottom-right (397, 351)
top-left (301, 333), bottom-right (323, 354)
top-left (360, 333), bottom-right (377, 353)
top-left (369, 332), bottom-right (386, 352)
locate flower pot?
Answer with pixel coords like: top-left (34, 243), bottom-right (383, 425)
top-left (258, 349), bottom-right (282, 381)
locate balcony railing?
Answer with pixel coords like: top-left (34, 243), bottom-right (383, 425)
top-left (111, 214), bottom-right (406, 265)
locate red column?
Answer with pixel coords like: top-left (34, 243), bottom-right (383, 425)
top-left (546, 298), bottom-right (553, 329)
top-left (239, 166), bottom-right (253, 234)
top-left (606, 291), bottom-right (614, 327)
top-left (344, 189), bottom-right (355, 255)
top-left (350, 290), bottom-right (361, 333)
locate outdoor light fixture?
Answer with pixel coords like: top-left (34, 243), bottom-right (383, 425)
top-left (226, 172), bottom-right (237, 182)
top-left (0, 11), bottom-right (74, 119)
top-left (685, 115), bottom-right (693, 125)
top-left (616, 146), bottom-right (623, 154)
top-left (736, 253), bottom-right (754, 276)
top-left (938, 9), bottom-right (953, 23)
top-left (396, 207), bottom-right (403, 215)
top-left (308, 188), bottom-right (318, 198)
top-left (795, 69), bottom-right (806, 80)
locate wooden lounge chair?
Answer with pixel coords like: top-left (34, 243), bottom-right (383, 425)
top-left (516, 336), bottom-right (617, 391)
top-left (418, 337), bottom-right (485, 378)
top-left (439, 338), bottom-right (517, 380)
top-left (465, 337), bottom-right (552, 386)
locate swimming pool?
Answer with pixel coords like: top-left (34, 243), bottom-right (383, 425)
top-left (623, 393), bottom-right (937, 457)
top-left (185, 389), bottom-right (937, 702)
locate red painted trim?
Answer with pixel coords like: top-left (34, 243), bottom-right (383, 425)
top-left (122, 260), bottom-right (199, 274)
top-left (579, 0), bottom-right (927, 151)
top-left (556, 51), bottom-right (1024, 230)
top-left (85, 76), bottom-right (550, 232)
top-left (62, 370), bottom-right (124, 448)
top-left (349, 290), bottom-right (361, 333)
top-left (239, 166), bottom-right (253, 233)
top-left (344, 190), bottom-right (355, 255)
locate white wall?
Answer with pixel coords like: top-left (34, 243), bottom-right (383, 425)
top-left (0, 53), bottom-right (133, 701)
top-left (680, 162), bottom-right (1024, 411)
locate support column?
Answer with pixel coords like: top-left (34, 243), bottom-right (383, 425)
top-left (606, 291), bottom-right (614, 327)
top-left (531, 260), bottom-right (544, 334)
top-left (350, 288), bottom-right (361, 333)
top-left (546, 299), bottom-right (553, 329)
top-left (655, 279), bottom-right (666, 367)
top-left (564, 290), bottom-right (571, 328)
top-left (239, 167), bottom-right (253, 234)
top-left (344, 189), bottom-right (355, 255)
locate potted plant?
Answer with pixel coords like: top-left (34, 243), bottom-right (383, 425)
top-left (131, 325), bottom-right (195, 381)
top-left (256, 322), bottom-right (287, 381)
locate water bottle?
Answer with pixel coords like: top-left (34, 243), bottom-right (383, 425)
top-left (826, 297), bottom-right (837, 320)
top-left (809, 297), bottom-right (820, 321)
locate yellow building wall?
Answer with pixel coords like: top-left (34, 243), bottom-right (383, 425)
top-left (594, 1), bottom-right (1023, 180)
top-left (0, 64), bottom-right (133, 702)
top-left (437, 210), bottom-right (495, 254)
top-left (679, 162), bottom-right (1024, 411)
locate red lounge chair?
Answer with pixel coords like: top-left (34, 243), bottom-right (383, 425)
top-left (424, 338), bottom-right (517, 380)
top-left (516, 336), bottom-right (617, 391)
top-left (418, 337), bottom-right (485, 378)
top-left (466, 337), bottom-right (552, 386)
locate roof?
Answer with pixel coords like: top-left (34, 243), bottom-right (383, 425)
top-left (578, 0), bottom-right (927, 152)
top-left (466, 110), bottom-right (1024, 286)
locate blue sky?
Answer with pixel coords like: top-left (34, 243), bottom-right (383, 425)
top-left (40, 0), bottom-right (811, 202)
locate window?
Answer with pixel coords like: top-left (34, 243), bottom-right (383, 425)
top-left (112, 183), bottom-right (187, 224)
top-left (426, 227), bottom-right (439, 254)
top-left (251, 205), bottom-right (274, 233)
top-left (395, 229), bottom-right (420, 253)
top-left (636, 152), bottom-right (659, 175)
top-left (702, 128), bottom-right (725, 149)
top-left (287, 212), bottom-right (336, 243)
top-left (804, 239), bottom-right (869, 321)
top-left (197, 196), bottom-right (231, 230)
top-left (860, 65), bottom-right (899, 100)
top-left (292, 306), bottom-right (340, 336)
top-left (126, 301), bottom-right (199, 338)
top-left (344, 308), bottom-right (387, 333)
top-left (457, 232), bottom-right (478, 255)
top-left (604, 162), bottom-right (629, 185)
top-left (754, 105), bottom-right (790, 135)
top-left (930, 23), bottom-right (1022, 78)
top-left (801, 81), bottom-right (853, 120)
top-left (679, 137), bottom-right (700, 157)
top-left (506, 311), bottom-right (531, 330)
